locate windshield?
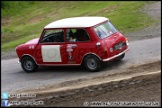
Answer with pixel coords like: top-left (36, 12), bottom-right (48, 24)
top-left (94, 21), bottom-right (118, 39)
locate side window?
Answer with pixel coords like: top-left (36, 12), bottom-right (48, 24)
top-left (66, 29), bottom-right (77, 42)
top-left (66, 29), bottom-right (90, 42)
top-left (40, 29), bottom-right (64, 43)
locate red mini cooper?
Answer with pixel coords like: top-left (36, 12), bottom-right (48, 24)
top-left (16, 16), bottom-right (129, 72)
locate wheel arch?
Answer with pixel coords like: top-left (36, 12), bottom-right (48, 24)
top-left (21, 54), bottom-right (38, 65)
top-left (81, 53), bottom-right (101, 65)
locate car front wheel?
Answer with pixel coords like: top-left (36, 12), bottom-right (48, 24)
top-left (84, 55), bottom-right (101, 72)
top-left (21, 56), bottom-right (38, 73)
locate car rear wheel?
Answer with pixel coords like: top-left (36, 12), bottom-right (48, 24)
top-left (21, 56), bottom-right (38, 73)
top-left (84, 55), bottom-right (101, 72)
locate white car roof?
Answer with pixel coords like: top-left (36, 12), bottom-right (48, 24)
top-left (44, 16), bottom-right (108, 29)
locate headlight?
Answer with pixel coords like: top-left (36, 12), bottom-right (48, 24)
top-left (126, 38), bottom-right (129, 46)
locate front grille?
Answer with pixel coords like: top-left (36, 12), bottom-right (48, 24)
top-left (114, 42), bottom-right (126, 50)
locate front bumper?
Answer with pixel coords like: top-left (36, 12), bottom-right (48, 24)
top-left (103, 47), bottom-right (129, 62)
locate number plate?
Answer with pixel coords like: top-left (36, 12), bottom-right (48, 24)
top-left (114, 42), bottom-right (124, 50)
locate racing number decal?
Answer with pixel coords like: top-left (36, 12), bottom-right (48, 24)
top-left (66, 44), bottom-right (77, 60)
top-left (41, 45), bottom-right (62, 62)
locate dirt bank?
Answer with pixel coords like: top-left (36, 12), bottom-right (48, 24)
top-left (41, 72), bottom-right (161, 107)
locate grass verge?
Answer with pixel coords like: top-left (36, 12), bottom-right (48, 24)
top-left (1, 1), bottom-right (154, 51)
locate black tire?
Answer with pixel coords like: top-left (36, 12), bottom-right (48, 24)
top-left (115, 53), bottom-right (125, 61)
top-left (21, 56), bottom-right (38, 73)
top-left (84, 55), bottom-right (101, 72)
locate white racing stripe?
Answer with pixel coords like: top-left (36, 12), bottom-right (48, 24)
top-left (41, 45), bottom-right (62, 62)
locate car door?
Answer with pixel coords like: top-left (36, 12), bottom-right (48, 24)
top-left (65, 28), bottom-right (91, 64)
top-left (33, 29), bottom-right (67, 65)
